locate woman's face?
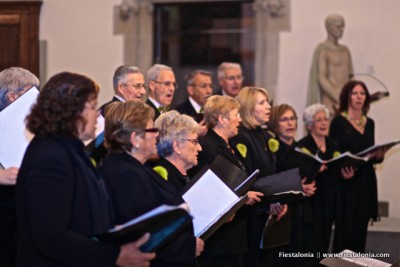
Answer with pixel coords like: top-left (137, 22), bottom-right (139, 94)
top-left (349, 84), bottom-right (366, 111)
top-left (78, 98), bottom-right (99, 141)
top-left (277, 110), bottom-right (297, 142)
top-left (224, 108), bottom-right (242, 138)
top-left (178, 131), bottom-right (202, 171)
top-left (309, 111), bottom-right (329, 138)
top-left (138, 119), bottom-right (159, 160)
top-left (253, 92), bottom-right (271, 125)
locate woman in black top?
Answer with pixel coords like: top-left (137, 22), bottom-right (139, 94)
top-left (231, 87), bottom-right (287, 267)
top-left (298, 103), bottom-right (353, 258)
top-left (269, 104), bottom-right (317, 267)
top-left (100, 101), bottom-right (201, 267)
top-left (151, 110), bottom-right (202, 192)
top-left (329, 80), bottom-right (385, 252)
top-left (190, 95), bottom-right (262, 267)
top-left (16, 72), bottom-right (154, 267)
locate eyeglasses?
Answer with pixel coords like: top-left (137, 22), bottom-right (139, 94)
top-left (180, 138), bottom-right (200, 145)
top-left (122, 83), bottom-right (146, 90)
top-left (279, 116), bottom-right (297, 123)
top-left (144, 128), bottom-right (159, 133)
top-left (191, 83), bottom-right (215, 89)
top-left (223, 75), bottom-right (244, 81)
top-left (153, 80), bottom-right (178, 89)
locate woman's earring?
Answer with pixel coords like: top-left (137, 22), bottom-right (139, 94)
top-left (135, 144), bottom-right (140, 149)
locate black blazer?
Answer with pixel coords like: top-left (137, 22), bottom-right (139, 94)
top-left (190, 129), bottom-right (248, 176)
top-left (16, 136), bottom-right (119, 267)
top-left (231, 126), bottom-right (277, 177)
top-left (146, 99), bottom-right (161, 120)
top-left (189, 129), bottom-right (249, 256)
top-left (149, 157), bottom-right (189, 192)
top-left (99, 96), bottom-right (120, 117)
top-left (100, 153), bottom-right (196, 267)
top-left (174, 99), bottom-right (203, 123)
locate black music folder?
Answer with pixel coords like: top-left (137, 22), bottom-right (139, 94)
top-left (356, 140), bottom-right (400, 158)
top-left (93, 204), bottom-right (192, 252)
top-left (294, 148), bottom-right (367, 181)
top-left (253, 168), bottom-right (305, 204)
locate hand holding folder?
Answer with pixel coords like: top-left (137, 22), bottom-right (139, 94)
top-left (93, 204), bottom-right (192, 252)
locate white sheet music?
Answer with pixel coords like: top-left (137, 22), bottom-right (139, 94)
top-left (183, 169), bottom-right (238, 236)
top-left (84, 114), bottom-right (105, 145)
top-left (0, 87), bottom-right (39, 168)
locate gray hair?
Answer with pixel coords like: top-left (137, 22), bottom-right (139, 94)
top-left (0, 67), bottom-right (39, 111)
top-left (147, 64), bottom-right (172, 83)
top-left (217, 62), bottom-right (241, 79)
top-left (303, 103), bottom-right (330, 126)
top-left (112, 65), bottom-right (142, 91)
top-left (185, 70), bottom-right (212, 86)
top-left (155, 110), bottom-right (199, 157)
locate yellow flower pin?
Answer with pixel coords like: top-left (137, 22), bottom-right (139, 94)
top-left (153, 166), bottom-right (168, 181)
top-left (268, 138), bottom-right (279, 153)
top-left (90, 157), bottom-right (97, 167)
top-left (236, 143), bottom-right (247, 158)
top-left (333, 151), bottom-right (341, 158)
top-left (300, 147), bottom-right (312, 155)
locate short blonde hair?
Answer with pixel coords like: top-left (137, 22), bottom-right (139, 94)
top-left (203, 95), bottom-right (240, 129)
top-left (236, 86), bottom-right (270, 129)
top-left (155, 110), bottom-right (199, 157)
top-left (104, 101), bottom-right (154, 153)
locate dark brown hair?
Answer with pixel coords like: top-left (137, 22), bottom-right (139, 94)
top-left (27, 72), bottom-right (99, 138)
top-left (339, 80), bottom-right (371, 114)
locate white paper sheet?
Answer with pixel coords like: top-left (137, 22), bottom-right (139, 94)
top-left (182, 169), bottom-right (238, 236)
top-left (0, 87), bottom-right (39, 168)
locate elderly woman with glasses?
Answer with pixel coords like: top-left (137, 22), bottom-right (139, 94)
top-left (189, 95), bottom-right (262, 267)
top-left (297, 103), bottom-right (353, 257)
top-left (100, 101), bottom-right (199, 267)
top-left (150, 111), bottom-right (205, 259)
top-left (152, 110), bottom-right (202, 191)
top-left (268, 104), bottom-right (317, 267)
top-left (16, 72), bottom-right (155, 266)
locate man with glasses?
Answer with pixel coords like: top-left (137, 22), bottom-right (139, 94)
top-left (146, 64), bottom-right (177, 120)
top-left (99, 65), bottom-right (146, 116)
top-left (216, 62), bottom-right (244, 97)
top-left (0, 66), bottom-right (39, 266)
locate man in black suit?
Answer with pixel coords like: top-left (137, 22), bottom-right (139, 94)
top-left (99, 65), bottom-right (146, 116)
top-left (175, 70), bottom-right (213, 122)
top-left (146, 64), bottom-right (177, 119)
top-left (216, 62), bottom-right (244, 97)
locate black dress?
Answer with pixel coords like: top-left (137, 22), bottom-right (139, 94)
top-left (100, 152), bottom-right (197, 267)
top-left (231, 126), bottom-right (280, 267)
top-left (329, 115), bottom-right (380, 253)
top-left (189, 129), bottom-right (249, 267)
top-left (275, 138), bottom-right (316, 267)
top-left (297, 134), bottom-right (340, 255)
